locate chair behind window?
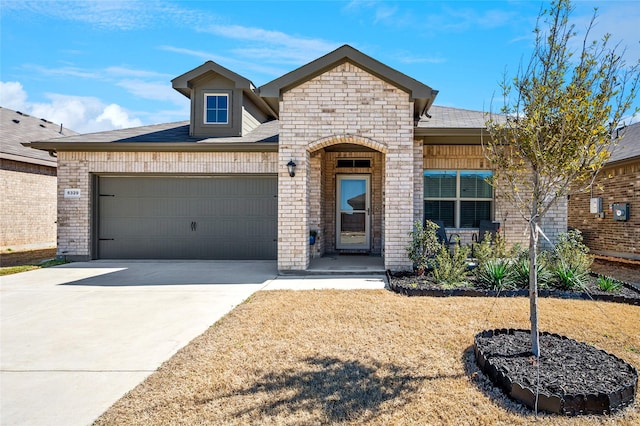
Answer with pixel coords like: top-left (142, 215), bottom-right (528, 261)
top-left (432, 220), bottom-right (460, 246)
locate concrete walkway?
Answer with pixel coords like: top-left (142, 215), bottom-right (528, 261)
top-left (0, 260), bottom-right (386, 426)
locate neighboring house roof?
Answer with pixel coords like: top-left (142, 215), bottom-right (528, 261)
top-left (1, 107), bottom-right (77, 166)
top-left (608, 121), bottom-right (640, 164)
top-left (259, 44), bottom-right (438, 119)
top-left (27, 120), bottom-right (280, 152)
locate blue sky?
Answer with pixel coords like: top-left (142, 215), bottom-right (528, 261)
top-left (1, 0), bottom-right (639, 133)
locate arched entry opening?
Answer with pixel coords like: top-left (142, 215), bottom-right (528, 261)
top-left (307, 135), bottom-right (387, 259)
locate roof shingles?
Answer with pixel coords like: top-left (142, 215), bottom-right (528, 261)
top-left (1, 107), bottom-right (77, 165)
top-left (609, 121), bottom-right (640, 163)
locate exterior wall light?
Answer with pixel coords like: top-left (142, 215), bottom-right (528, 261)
top-left (287, 160), bottom-right (296, 177)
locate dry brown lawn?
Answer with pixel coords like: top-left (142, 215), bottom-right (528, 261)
top-left (94, 290), bottom-right (640, 425)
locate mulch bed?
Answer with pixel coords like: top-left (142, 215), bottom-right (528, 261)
top-left (388, 266), bottom-right (640, 306)
top-left (388, 259), bottom-right (640, 417)
top-left (474, 329), bottom-right (638, 415)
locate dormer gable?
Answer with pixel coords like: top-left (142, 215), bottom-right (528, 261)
top-left (172, 61), bottom-right (276, 138)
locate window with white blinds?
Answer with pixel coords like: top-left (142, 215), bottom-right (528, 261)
top-left (424, 170), bottom-right (493, 228)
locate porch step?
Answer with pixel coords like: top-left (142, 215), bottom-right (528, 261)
top-left (299, 255), bottom-right (386, 275)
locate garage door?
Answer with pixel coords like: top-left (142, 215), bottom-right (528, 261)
top-left (97, 176), bottom-right (277, 260)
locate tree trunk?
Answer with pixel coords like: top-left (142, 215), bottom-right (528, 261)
top-left (529, 216), bottom-right (540, 358)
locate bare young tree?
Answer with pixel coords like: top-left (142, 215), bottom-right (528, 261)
top-left (484, 0), bottom-right (639, 357)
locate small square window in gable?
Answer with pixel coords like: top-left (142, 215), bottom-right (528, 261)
top-left (204, 93), bottom-right (229, 124)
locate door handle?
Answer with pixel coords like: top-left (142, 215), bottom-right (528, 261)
top-left (191, 221), bottom-right (197, 231)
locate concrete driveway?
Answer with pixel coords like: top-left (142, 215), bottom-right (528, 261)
top-left (0, 260), bottom-right (278, 426)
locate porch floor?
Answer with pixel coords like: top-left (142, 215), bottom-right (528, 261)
top-left (306, 254), bottom-right (385, 275)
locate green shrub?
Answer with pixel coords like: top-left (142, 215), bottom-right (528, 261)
top-left (552, 229), bottom-right (592, 275)
top-left (512, 254), bottom-right (553, 289)
top-left (432, 243), bottom-right (471, 289)
top-left (597, 276), bottom-right (622, 292)
top-left (552, 264), bottom-right (588, 291)
top-left (477, 259), bottom-right (516, 290)
top-left (406, 220), bottom-right (441, 275)
top-left (473, 233), bottom-right (507, 268)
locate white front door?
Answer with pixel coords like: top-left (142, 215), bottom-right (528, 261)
top-left (336, 175), bottom-right (370, 250)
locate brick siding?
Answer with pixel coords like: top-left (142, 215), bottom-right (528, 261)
top-left (278, 62), bottom-right (414, 271)
top-left (568, 160), bottom-right (640, 260)
top-left (1, 159), bottom-right (57, 250)
top-left (422, 145), bottom-right (567, 249)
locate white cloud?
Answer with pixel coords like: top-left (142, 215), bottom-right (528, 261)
top-left (105, 66), bottom-right (172, 79)
top-left (159, 46), bottom-right (223, 61)
top-left (3, 0), bottom-right (209, 31)
top-left (396, 53), bottom-right (447, 65)
top-left (1, 81), bottom-right (142, 133)
top-left (200, 24), bottom-right (339, 65)
top-left (0, 81), bottom-right (28, 111)
top-left (373, 4), bottom-right (399, 25)
top-left (97, 104), bottom-right (143, 129)
top-left (29, 94), bottom-right (142, 133)
top-left (116, 79), bottom-right (185, 104)
top-left (159, 45), bottom-right (291, 80)
top-left (23, 64), bottom-right (101, 79)
top-left (572, 3), bottom-right (640, 66)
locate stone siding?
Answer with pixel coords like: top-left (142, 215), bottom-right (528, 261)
top-left (1, 159), bottom-right (57, 250)
top-left (55, 151), bottom-right (278, 259)
top-left (568, 160), bottom-right (639, 260)
top-left (278, 62), bottom-right (414, 271)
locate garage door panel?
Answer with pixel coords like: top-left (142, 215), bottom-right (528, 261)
top-left (98, 176), bottom-right (277, 260)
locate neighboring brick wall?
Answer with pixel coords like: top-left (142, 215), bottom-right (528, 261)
top-left (278, 61), bottom-right (414, 271)
top-left (56, 151), bottom-right (278, 259)
top-left (1, 159), bottom-right (57, 250)
top-left (568, 160), bottom-right (640, 260)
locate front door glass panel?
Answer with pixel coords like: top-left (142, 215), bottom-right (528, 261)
top-left (337, 175), bottom-right (370, 249)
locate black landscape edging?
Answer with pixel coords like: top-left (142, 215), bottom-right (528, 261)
top-left (387, 272), bottom-right (640, 306)
top-left (473, 328), bottom-right (638, 416)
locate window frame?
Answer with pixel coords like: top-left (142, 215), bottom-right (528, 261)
top-left (203, 93), bottom-right (230, 125)
top-left (423, 169), bottom-right (494, 228)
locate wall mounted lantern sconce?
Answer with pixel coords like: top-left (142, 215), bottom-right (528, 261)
top-left (287, 160), bottom-right (296, 177)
